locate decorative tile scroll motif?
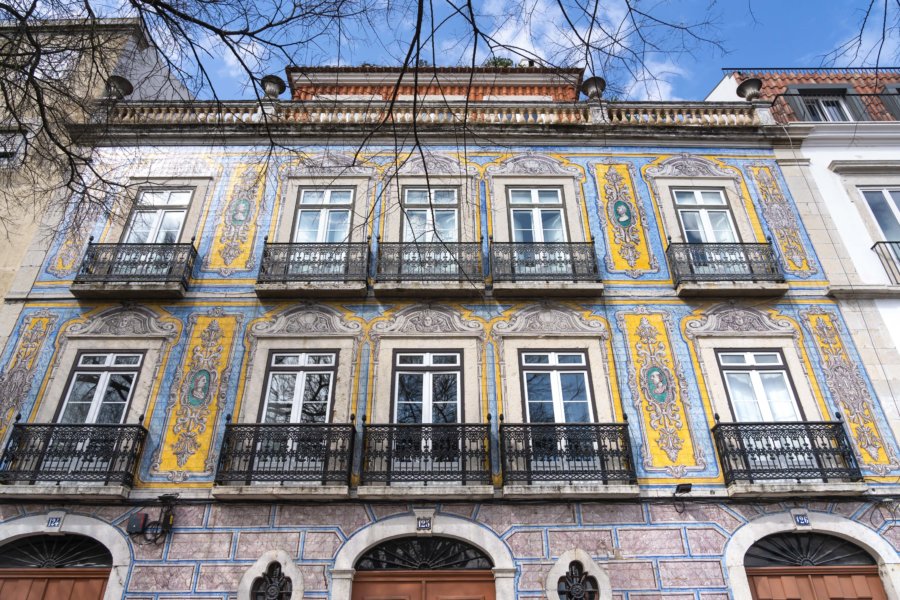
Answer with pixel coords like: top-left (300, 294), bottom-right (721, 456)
top-left (801, 308), bottom-right (899, 475)
top-left (154, 310), bottom-right (242, 481)
top-left (620, 311), bottom-right (702, 476)
top-left (0, 311), bottom-right (56, 437)
top-left (750, 165), bottom-right (816, 277)
top-left (595, 163), bottom-right (656, 277)
top-left (206, 165), bottom-right (266, 275)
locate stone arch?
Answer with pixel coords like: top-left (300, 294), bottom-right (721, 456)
top-left (330, 514), bottom-right (515, 597)
top-left (724, 511), bottom-right (900, 600)
top-left (0, 512), bottom-right (131, 600)
top-left (545, 548), bottom-right (611, 599)
top-left (236, 549), bottom-right (304, 600)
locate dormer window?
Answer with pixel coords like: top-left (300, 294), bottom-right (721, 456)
top-left (801, 92), bottom-right (852, 122)
top-left (785, 86), bottom-right (870, 122)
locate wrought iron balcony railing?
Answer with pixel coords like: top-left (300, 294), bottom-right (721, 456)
top-left (215, 422), bottom-right (355, 485)
top-left (0, 422), bottom-right (147, 486)
top-left (872, 241), bottom-right (900, 285)
top-left (712, 419), bottom-right (862, 485)
top-left (257, 242), bottom-right (369, 283)
top-left (74, 240), bottom-right (197, 287)
top-left (666, 242), bottom-right (783, 286)
top-left (375, 242), bottom-right (482, 282)
top-left (361, 423), bottom-right (491, 485)
top-left (500, 423), bottom-right (636, 485)
top-left (491, 242), bottom-right (599, 282)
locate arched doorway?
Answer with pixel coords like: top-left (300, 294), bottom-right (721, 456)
top-left (350, 536), bottom-right (496, 600)
top-left (745, 532), bottom-right (888, 600)
top-left (0, 534), bottom-right (112, 600)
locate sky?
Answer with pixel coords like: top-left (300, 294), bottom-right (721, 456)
top-left (182, 0), bottom-right (900, 102)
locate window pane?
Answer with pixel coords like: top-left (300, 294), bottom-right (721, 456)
top-left (563, 401), bottom-right (590, 423)
top-left (266, 374), bottom-right (296, 406)
top-left (397, 373), bottom-right (424, 403)
top-left (719, 353), bottom-right (747, 365)
top-left (537, 189), bottom-right (560, 203)
top-left (432, 402), bottom-right (458, 423)
top-left (264, 404), bottom-right (291, 424)
top-left (523, 354), bottom-right (550, 364)
top-left (300, 402), bottom-right (327, 423)
top-left (539, 210), bottom-right (564, 242)
top-left (752, 353), bottom-right (781, 365)
top-left (138, 190), bottom-right (165, 205)
top-left (124, 211), bottom-right (155, 243)
top-left (114, 355), bottom-right (141, 366)
top-left (328, 190), bottom-right (352, 204)
top-left (306, 354), bottom-right (334, 365)
top-left (156, 211), bottom-right (185, 243)
top-left (707, 211), bottom-right (736, 243)
top-left (759, 372), bottom-right (800, 421)
top-left (102, 373), bottom-right (134, 405)
top-left (405, 189), bottom-right (429, 204)
top-left (431, 373), bottom-right (458, 404)
top-left (273, 354), bottom-right (301, 366)
top-left (525, 373), bottom-right (552, 401)
top-left (557, 354), bottom-right (584, 364)
top-left (725, 372), bottom-right (763, 421)
top-left (433, 189), bottom-right (456, 204)
top-left (96, 401), bottom-right (126, 424)
top-left (559, 373), bottom-right (588, 402)
top-left (295, 210), bottom-right (322, 243)
top-left (404, 210), bottom-right (428, 240)
top-left (673, 191), bottom-right (695, 205)
top-left (167, 190), bottom-right (192, 206)
top-left (700, 191), bottom-right (726, 205)
top-left (512, 211), bottom-right (535, 242)
top-left (396, 402), bottom-right (423, 424)
top-left (301, 190), bottom-right (325, 204)
top-left (528, 401), bottom-right (555, 422)
top-left (433, 210), bottom-right (458, 241)
top-left (863, 190), bottom-right (900, 239)
top-left (68, 373), bottom-right (101, 404)
top-left (80, 355), bottom-right (108, 366)
top-left (510, 190), bottom-right (533, 204)
top-left (59, 401), bottom-right (91, 424)
top-left (303, 373), bottom-right (332, 405)
top-left (431, 354), bottom-right (458, 365)
top-left (398, 354), bottom-right (424, 365)
top-left (679, 211), bottom-right (705, 243)
top-left (324, 210), bottom-right (350, 242)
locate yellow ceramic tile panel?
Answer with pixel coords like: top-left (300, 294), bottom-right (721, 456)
top-left (751, 165), bottom-right (815, 275)
top-left (595, 163), bottom-right (654, 274)
top-left (207, 165), bottom-right (266, 273)
top-left (0, 312), bottom-right (56, 437)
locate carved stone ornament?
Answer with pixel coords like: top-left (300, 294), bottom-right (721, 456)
top-left (371, 305), bottom-right (482, 336)
top-left (485, 152), bottom-right (581, 178)
top-left (249, 304), bottom-right (362, 337)
top-left (67, 306), bottom-right (178, 338)
top-left (493, 303), bottom-right (608, 338)
top-left (287, 151), bottom-right (375, 176)
top-left (644, 153), bottom-right (737, 179)
top-left (685, 304), bottom-right (796, 339)
top-left (396, 153), bottom-right (476, 177)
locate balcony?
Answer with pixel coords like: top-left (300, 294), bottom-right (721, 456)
top-left (214, 422), bottom-right (354, 499)
top-left (359, 423), bottom-right (492, 497)
top-left (873, 241), bottom-right (900, 285)
top-left (374, 242), bottom-right (484, 297)
top-left (255, 241), bottom-right (369, 298)
top-left (0, 422), bottom-right (146, 498)
top-left (712, 420), bottom-right (863, 496)
top-left (666, 242), bottom-right (786, 297)
top-left (490, 242), bottom-right (602, 297)
top-left (70, 240), bottom-right (197, 298)
top-left (500, 423), bottom-right (637, 497)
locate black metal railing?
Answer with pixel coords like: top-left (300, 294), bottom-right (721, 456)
top-left (215, 422), bottom-right (355, 485)
top-left (257, 242), bottom-right (369, 283)
top-left (491, 242), bottom-right (598, 282)
top-left (872, 241), bottom-right (900, 285)
top-left (712, 420), bottom-right (862, 485)
top-left (361, 423), bottom-right (491, 485)
top-left (375, 242), bottom-right (482, 282)
top-left (667, 242), bottom-right (783, 286)
top-left (500, 423), bottom-right (635, 484)
top-left (74, 241), bottom-right (197, 287)
top-left (0, 423), bottom-right (147, 486)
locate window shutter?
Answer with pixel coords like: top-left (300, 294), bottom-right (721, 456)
top-left (881, 89), bottom-right (900, 119)
top-left (843, 92), bottom-right (871, 120)
top-left (783, 93), bottom-right (810, 121)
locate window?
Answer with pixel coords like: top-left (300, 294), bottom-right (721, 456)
top-left (294, 188), bottom-right (353, 243)
top-left (58, 352), bottom-right (142, 424)
top-left (509, 188), bottom-right (565, 243)
top-left (718, 351), bottom-right (802, 422)
top-left (786, 88), bottom-right (869, 122)
top-left (521, 352), bottom-right (592, 423)
top-left (394, 352), bottom-right (461, 424)
top-left (402, 187), bottom-right (458, 243)
top-left (860, 188), bottom-right (900, 240)
top-left (261, 352), bottom-right (336, 423)
top-left (672, 189), bottom-right (737, 244)
top-left (802, 93), bottom-right (852, 122)
top-left (124, 188), bottom-right (192, 244)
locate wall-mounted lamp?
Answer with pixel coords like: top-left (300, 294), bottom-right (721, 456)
top-left (673, 483), bottom-right (692, 514)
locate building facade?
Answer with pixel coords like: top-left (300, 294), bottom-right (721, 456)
top-left (0, 66), bottom-right (897, 599)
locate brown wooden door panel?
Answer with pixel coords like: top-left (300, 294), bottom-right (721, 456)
top-left (352, 571), bottom-right (494, 600)
top-left (0, 569), bottom-right (109, 600)
top-left (747, 566), bottom-right (888, 600)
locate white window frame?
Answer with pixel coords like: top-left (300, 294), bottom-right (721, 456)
top-left (859, 187), bottom-right (900, 241)
top-left (717, 351), bottom-right (802, 422)
top-left (672, 188), bottom-right (739, 244)
top-left (261, 352), bottom-right (337, 424)
top-left (802, 95), bottom-right (852, 122)
top-left (521, 351), bottom-right (593, 424)
top-left (124, 188), bottom-right (192, 244)
top-left (393, 352), bottom-right (461, 424)
top-left (402, 187), bottom-right (459, 243)
top-left (294, 188), bottom-right (353, 244)
top-left (509, 188), bottom-right (566, 243)
top-left (58, 352), bottom-right (142, 424)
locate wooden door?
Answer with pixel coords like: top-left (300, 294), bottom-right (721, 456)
top-left (352, 570), bottom-right (495, 600)
top-left (747, 566), bottom-right (888, 600)
top-left (0, 568), bottom-right (110, 600)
